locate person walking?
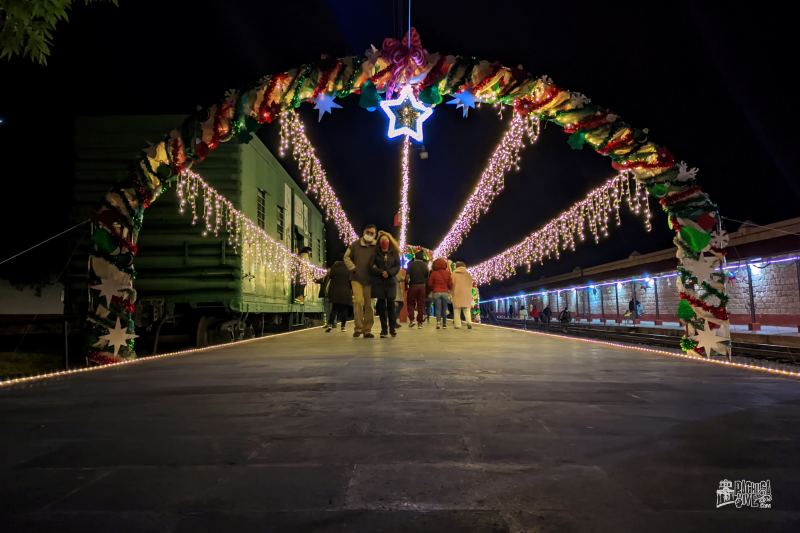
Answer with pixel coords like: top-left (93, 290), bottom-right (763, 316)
top-left (293, 246), bottom-right (313, 304)
top-left (395, 267), bottom-right (407, 330)
top-left (406, 250), bottom-right (429, 329)
top-left (344, 224), bottom-right (378, 338)
top-left (371, 231), bottom-right (401, 338)
top-left (531, 305), bottom-right (540, 324)
top-left (520, 303), bottom-right (529, 321)
top-left (542, 305), bottom-right (552, 324)
top-left (451, 261), bottom-right (474, 330)
top-left (428, 258), bottom-right (453, 329)
top-left (316, 267), bottom-right (331, 325)
top-left (325, 254), bottom-right (353, 332)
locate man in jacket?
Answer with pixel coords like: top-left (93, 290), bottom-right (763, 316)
top-left (406, 250), bottom-right (429, 329)
top-left (344, 224), bottom-right (378, 338)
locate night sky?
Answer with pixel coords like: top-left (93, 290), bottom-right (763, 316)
top-left (1, 1), bottom-right (798, 296)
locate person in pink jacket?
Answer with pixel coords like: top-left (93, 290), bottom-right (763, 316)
top-left (451, 261), bottom-right (474, 330)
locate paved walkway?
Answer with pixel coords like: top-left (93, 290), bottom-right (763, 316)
top-left (2, 324), bottom-right (799, 532)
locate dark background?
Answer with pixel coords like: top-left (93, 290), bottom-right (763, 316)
top-left (1, 1), bottom-right (797, 297)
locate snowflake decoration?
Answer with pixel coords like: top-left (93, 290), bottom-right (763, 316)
top-left (676, 161), bottom-right (699, 182)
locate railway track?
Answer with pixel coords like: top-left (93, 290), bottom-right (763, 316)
top-left (490, 318), bottom-right (800, 366)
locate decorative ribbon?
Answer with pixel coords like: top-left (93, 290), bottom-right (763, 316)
top-left (381, 27), bottom-right (426, 97)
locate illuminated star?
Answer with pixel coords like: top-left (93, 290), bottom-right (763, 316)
top-left (313, 93), bottom-right (342, 122)
top-left (96, 317), bottom-right (138, 357)
top-left (379, 85), bottom-right (433, 142)
top-left (446, 90), bottom-right (476, 118)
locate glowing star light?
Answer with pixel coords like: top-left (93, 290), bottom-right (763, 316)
top-left (446, 90), bottom-right (476, 118)
top-left (313, 93), bottom-right (342, 122)
top-left (379, 85), bottom-right (433, 142)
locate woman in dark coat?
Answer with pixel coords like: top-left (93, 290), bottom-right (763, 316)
top-left (325, 255), bottom-right (353, 332)
top-left (370, 231), bottom-right (401, 338)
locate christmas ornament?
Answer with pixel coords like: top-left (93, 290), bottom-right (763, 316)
top-left (691, 324), bottom-right (729, 356)
top-left (379, 84), bottom-right (433, 142)
top-left (358, 80), bottom-right (381, 111)
top-left (95, 317), bottom-right (138, 357)
top-left (90, 277), bottom-right (131, 306)
top-left (312, 93), bottom-right (342, 122)
top-left (446, 90), bottom-right (476, 118)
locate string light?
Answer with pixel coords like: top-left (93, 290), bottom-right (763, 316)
top-left (477, 323), bottom-right (800, 379)
top-left (279, 110), bottom-right (359, 244)
top-left (434, 111), bottom-right (540, 259)
top-left (469, 172), bottom-right (653, 285)
top-left (175, 169), bottom-right (326, 284)
top-left (399, 136), bottom-right (411, 250)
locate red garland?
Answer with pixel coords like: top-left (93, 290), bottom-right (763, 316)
top-left (680, 291), bottom-right (729, 320)
top-left (660, 185), bottom-right (701, 207)
top-left (563, 112), bottom-right (611, 134)
top-left (514, 85), bottom-right (560, 115)
top-left (312, 61), bottom-right (340, 99)
top-left (598, 129), bottom-right (633, 155)
top-left (257, 75), bottom-right (284, 124)
top-left (87, 352), bottom-right (122, 366)
top-left (96, 211), bottom-right (139, 255)
top-left (208, 101), bottom-right (232, 150)
top-left (470, 62), bottom-right (502, 93)
top-left (170, 138), bottom-right (186, 175)
top-left (368, 66), bottom-right (393, 88)
top-left (611, 147), bottom-right (675, 172)
top-left (696, 212), bottom-right (717, 231)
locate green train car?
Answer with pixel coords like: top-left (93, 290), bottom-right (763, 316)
top-left (68, 115), bottom-right (327, 351)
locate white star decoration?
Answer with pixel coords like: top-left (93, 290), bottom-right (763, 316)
top-left (682, 254), bottom-right (719, 286)
top-left (446, 90), bottom-right (476, 118)
top-left (379, 85), bottom-right (433, 142)
top-left (96, 317), bottom-right (138, 357)
top-left (705, 317), bottom-right (731, 344)
top-left (691, 324), bottom-right (729, 356)
top-left (313, 93), bottom-right (342, 122)
top-left (90, 277), bottom-right (130, 305)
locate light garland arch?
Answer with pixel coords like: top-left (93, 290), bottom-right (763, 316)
top-left (86, 29), bottom-right (730, 363)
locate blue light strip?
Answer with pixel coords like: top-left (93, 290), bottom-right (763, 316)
top-left (480, 253), bottom-right (800, 304)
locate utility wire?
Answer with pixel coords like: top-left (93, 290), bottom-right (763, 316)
top-left (0, 219), bottom-right (91, 267)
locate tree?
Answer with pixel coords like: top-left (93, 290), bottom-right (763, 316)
top-left (0, 0), bottom-right (118, 65)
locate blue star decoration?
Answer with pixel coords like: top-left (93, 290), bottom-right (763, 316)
top-left (313, 93), bottom-right (342, 122)
top-left (446, 90), bottom-right (476, 118)
top-left (379, 85), bottom-right (433, 142)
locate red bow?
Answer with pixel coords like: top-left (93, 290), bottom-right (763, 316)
top-left (381, 28), bottom-right (426, 97)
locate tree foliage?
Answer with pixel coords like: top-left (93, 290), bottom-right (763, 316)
top-left (0, 0), bottom-right (118, 65)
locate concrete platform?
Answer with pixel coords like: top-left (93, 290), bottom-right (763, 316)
top-left (2, 324), bottom-right (799, 532)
